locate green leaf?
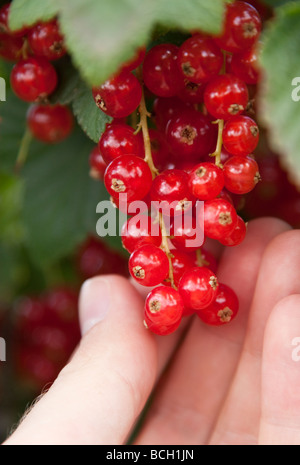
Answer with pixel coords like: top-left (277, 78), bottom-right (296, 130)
top-left (0, 172), bottom-right (25, 245)
top-left (9, 0), bottom-right (59, 30)
top-left (0, 92), bottom-right (27, 173)
top-left (50, 57), bottom-right (83, 105)
top-left (72, 81), bottom-right (112, 143)
top-left (58, 0), bottom-right (228, 86)
top-left (21, 128), bottom-right (109, 267)
top-left (259, 2), bottom-right (300, 184)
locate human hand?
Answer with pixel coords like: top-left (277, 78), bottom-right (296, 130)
top-left (4, 217), bottom-right (300, 445)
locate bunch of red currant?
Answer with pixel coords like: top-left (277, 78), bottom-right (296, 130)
top-left (0, 2), bottom-right (73, 144)
top-left (90, 1), bottom-right (262, 336)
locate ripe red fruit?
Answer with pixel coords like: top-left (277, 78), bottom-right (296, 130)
top-left (104, 155), bottom-right (152, 202)
top-left (129, 244), bottom-right (169, 287)
top-left (165, 109), bottom-right (217, 160)
top-left (149, 129), bottom-right (170, 171)
top-left (153, 97), bottom-right (190, 130)
top-left (144, 286), bottom-right (184, 336)
top-left (164, 250), bottom-right (195, 287)
top-left (177, 79), bottom-right (205, 104)
top-left (178, 267), bottom-right (219, 310)
top-left (27, 19), bottom-right (66, 60)
top-left (150, 169), bottom-right (194, 216)
top-left (191, 248), bottom-right (218, 274)
top-left (220, 215), bottom-right (247, 247)
top-left (27, 104), bottom-right (73, 143)
top-left (121, 46), bottom-right (146, 72)
top-left (230, 47), bottom-right (261, 85)
top-left (188, 162), bottom-right (225, 200)
top-left (223, 115), bottom-right (259, 156)
top-left (177, 35), bottom-right (223, 84)
top-left (98, 123), bottom-right (144, 164)
top-left (170, 214), bottom-right (203, 252)
top-left (203, 74), bottom-right (249, 120)
top-left (89, 146), bottom-right (107, 180)
top-left (14, 297), bottom-right (48, 335)
top-left (214, 1), bottom-right (262, 53)
top-left (143, 43), bottom-right (182, 97)
top-left (10, 57), bottom-right (58, 102)
top-left (203, 198), bottom-right (238, 241)
top-left (44, 287), bottom-right (78, 325)
top-left (0, 34), bottom-right (23, 61)
top-left (77, 236), bottom-right (128, 279)
top-left (197, 283), bottom-right (239, 326)
top-left (121, 215), bottom-right (162, 253)
top-left (223, 156), bottom-right (261, 194)
top-left (92, 71), bottom-right (142, 118)
top-left (0, 3), bottom-right (29, 37)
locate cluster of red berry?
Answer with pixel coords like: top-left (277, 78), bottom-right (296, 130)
top-left (0, 2), bottom-right (73, 144)
top-left (90, 1), bottom-right (263, 336)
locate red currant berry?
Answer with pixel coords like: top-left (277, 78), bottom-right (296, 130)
top-left (188, 162), bottom-right (225, 200)
top-left (121, 215), bottom-right (162, 253)
top-left (178, 267), bottom-right (219, 310)
top-left (98, 122), bottom-right (144, 164)
top-left (177, 35), bottom-right (223, 83)
top-left (15, 348), bottom-right (59, 391)
top-left (143, 43), bottom-right (182, 97)
top-left (223, 155), bottom-right (261, 194)
top-left (149, 129), bottom-right (170, 171)
top-left (223, 115), bottom-right (259, 156)
top-left (230, 47), bottom-right (261, 85)
top-left (0, 3), bottom-right (29, 37)
top-left (14, 297), bottom-right (48, 335)
top-left (89, 146), bottom-right (107, 180)
top-left (164, 250), bottom-right (195, 287)
top-left (151, 169), bottom-right (193, 216)
top-left (166, 109), bottom-right (217, 160)
top-left (214, 1), bottom-right (262, 53)
top-left (144, 286), bottom-right (184, 336)
top-left (77, 236), bottom-right (128, 279)
top-left (129, 244), bottom-right (169, 287)
top-left (153, 97), bottom-right (190, 131)
top-left (10, 57), bottom-right (58, 102)
top-left (44, 287), bottom-right (78, 325)
top-left (170, 214), bottom-right (202, 252)
top-left (191, 248), bottom-right (218, 274)
top-left (203, 198), bottom-right (238, 241)
top-left (30, 324), bottom-right (75, 363)
top-left (92, 71), bottom-right (142, 118)
top-left (27, 104), bottom-right (73, 143)
top-left (197, 283), bottom-right (239, 326)
top-left (27, 19), bottom-right (66, 60)
top-left (104, 155), bottom-right (152, 202)
top-left (0, 34), bottom-right (23, 61)
top-left (220, 215), bottom-right (247, 247)
top-left (177, 79), bottom-right (205, 104)
top-left (204, 74), bottom-right (249, 120)
top-left (121, 46), bottom-right (146, 72)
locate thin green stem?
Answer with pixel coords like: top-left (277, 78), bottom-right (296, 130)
top-left (15, 127), bottom-right (33, 174)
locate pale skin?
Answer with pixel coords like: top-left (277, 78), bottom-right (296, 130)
top-left (4, 217), bottom-right (300, 445)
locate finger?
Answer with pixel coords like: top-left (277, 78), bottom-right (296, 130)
top-left (135, 218), bottom-right (290, 445)
top-left (211, 228), bottom-right (300, 445)
top-left (5, 276), bottom-right (157, 445)
top-left (259, 294), bottom-right (300, 445)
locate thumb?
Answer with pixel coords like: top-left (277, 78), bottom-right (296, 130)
top-left (5, 276), bottom-right (158, 445)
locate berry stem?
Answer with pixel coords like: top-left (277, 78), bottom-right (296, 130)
top-left (196, 249), bottom-right (209, 267)
top-left (136, 69), bottom-right (159, 178)
top-left (210, 119), bottom-right (224, 167)
top-left (15, 127), bottom-right (33, 173)
top-left (159, 212), bottom-right (176, 289)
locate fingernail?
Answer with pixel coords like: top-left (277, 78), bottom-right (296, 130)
top-left (79, 278), bottom-right (111, 335)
